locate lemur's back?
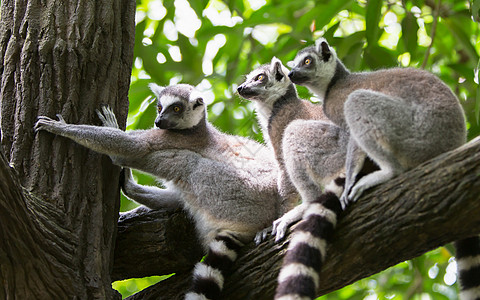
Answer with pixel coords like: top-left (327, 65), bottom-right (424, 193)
top-left (326, 68), bottom-right (465, 128)
top-left (324, 67), bottom-right (466, 166)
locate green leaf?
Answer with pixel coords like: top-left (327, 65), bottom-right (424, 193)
top-left (475, 83), bottom-right (480, 126)
top-left (476, 58), bottom-right (480, 124)
top-left (298, 1), bottom-right (353, 33)
top-left (411, 0), bottom-right (425, 7)
top-left (335, 31), bottom-right (366, 58)
top-left (443, 17), bottom-right (479, 62)
top-left (365, 0), bottom-right (383, 45)
top-left (131, 101), bottom-right (157, 130)
top-left (473, 0), bottom-right (480, 22)
top-left (128, 79), bottom-right (152, 113)
top-left (189, 0), bottom-right (208, 17)
top-left (363, 45), bottom-right (398, 69)
top-left (322, 22), bottom-right (340, 42)
top-left (447, 63), bottom-right (475, 82)
top-left (401, 11), bottom-right (419, 58)
top-left (342, 41), bottom-right (365, 71)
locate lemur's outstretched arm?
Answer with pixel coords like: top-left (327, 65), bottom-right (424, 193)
top-left (81, 107), bottom-right (183, 210)
top-left (35, 115), bottom-right (151, 161)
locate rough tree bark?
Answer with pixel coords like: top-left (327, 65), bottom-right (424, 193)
top-left (0, 0), bottom-right (135, 298)
top-left (114, 137), bottom-right (480, 300)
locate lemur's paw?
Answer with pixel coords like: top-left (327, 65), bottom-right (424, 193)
top-left (347, 183), bottom-right (366, 203)
top-left (254, 227), bottom-right (271, 245)
top-left (339, 191), bottom-right (350, 210)
top-left (272, 203), bottom-right (309, 242)
top-left (272, 217), bottom-right (290, 242)
top-left (34, 115), bottom-right (66, 132)
top-left (96, 106), bottom-right (119, 128)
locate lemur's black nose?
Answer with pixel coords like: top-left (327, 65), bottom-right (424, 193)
top-left (237, 85), bottom-right (244, 93)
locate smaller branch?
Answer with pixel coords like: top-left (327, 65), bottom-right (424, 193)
top-left (421, 0), bottom-right (441, 69)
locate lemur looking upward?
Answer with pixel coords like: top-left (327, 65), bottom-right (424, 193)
top-left (289, 38), bottom-right (478, 300)
top-left (238, 57), bottom-right (348, 300)
top-left (35, 84), bottom-right (289, 300)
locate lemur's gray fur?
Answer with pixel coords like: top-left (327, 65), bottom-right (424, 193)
top-left (238, 57), bottom-right (347, 300)
top-left (35, 84), bottom-right (285, 300)
top-left (289, 38), bottom-right (477, 300)
top-left (238, 57), bottom-right (348, 241)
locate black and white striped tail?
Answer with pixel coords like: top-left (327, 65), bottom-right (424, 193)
top-left (455, 236), bottom-right (480, 300)
top-left (185, 233), bottom-right (244, 300)
top-left (275, 177), bottom-right (344, 300)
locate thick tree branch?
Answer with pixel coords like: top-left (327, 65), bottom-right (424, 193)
top-left (112, 206), bottom-right (203, 281)
top-left (114, 137), bottom-right (480, 299)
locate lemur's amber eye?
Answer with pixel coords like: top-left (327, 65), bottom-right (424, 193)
top-left (256, 74), bottom-right (265, 81)
top-left (157, 105), bottom-right (162, 112)
top-left (304, 58), bottom-right (311, 65)
top-left (173, 106), bottom-right (181, 113)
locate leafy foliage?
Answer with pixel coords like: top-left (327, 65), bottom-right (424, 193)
top-left (114, 0), bottom-right (480, 298)
top-left (112, 275), bottom-right (171, 298)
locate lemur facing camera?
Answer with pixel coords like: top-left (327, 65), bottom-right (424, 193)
top-left (288, 38), bottom-right (479, 300)
top-left (35, 84), bottom-right (288, 300)
top-left (238, 57), bottom-right (348, 300)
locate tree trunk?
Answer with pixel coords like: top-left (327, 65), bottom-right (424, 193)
top-left (0, 0), bottom-right (136, 298)
top-left (114, 136), bottom-right (480, 299)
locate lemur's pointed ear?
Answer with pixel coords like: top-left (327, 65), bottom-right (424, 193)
top-left (270, 56), bottom-right (285, 81)
top-left (315, 38), bottom-right (332, 62)
top-left (189, 90), bottom-right (205, 110)
top-left (149, 83), bottom-right (165, 97)
top-left (193, 98), bottom-right (204, 110)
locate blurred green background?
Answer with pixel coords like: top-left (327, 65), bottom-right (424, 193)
top-left (114, 0), bottom-right (480, 298)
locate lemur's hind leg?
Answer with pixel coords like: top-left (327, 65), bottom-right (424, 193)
top-left (272, 120), bottom-right (347, 241)
top-left (283, 119), bottom-right (348, 198)
top-left (343, 89), bottom-right (414, 203)
top-left (121, 168), bottom-right (182, 210)
top-left (340, 138), bottom-right (368, 209)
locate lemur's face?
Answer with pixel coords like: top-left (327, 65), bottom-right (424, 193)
top-left (150, 83), bottom-right (205, 130)
top-left (237, 57), bottom-right (292, 106)
top-left (288, 39), bottom-right (336, 86)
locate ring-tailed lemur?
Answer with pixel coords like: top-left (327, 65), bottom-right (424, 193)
top-left (289, 38), bottom-right (479, 300)
top-left (238, 57), bottom-right (348, 240)
top-left (35, 84), bottom-right (286, 300)
top-left (238, 57), bottom-right (348, 300)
